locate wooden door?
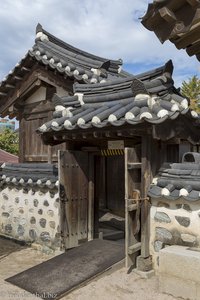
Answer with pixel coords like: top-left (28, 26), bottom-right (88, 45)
top-left (125, 147), bottom-right (142, 268)
top-left (59, 150), bottom-right (89, 249)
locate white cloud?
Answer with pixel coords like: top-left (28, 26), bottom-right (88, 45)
top-left (0, 0), bottom-right (199, 87)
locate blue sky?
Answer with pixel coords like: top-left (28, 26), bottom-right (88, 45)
top-left (0, 0), bottom-right (199, 88)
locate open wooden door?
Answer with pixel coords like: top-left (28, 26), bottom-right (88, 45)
top-left (125, 147), bottom-right (141, 268)
top-left (59, 150), bottom-right (89, 250)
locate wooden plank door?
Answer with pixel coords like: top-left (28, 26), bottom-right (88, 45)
top-left (125, 147), bottom-right (142, 268)
top-left (59, 150), bottom-right (89, 249)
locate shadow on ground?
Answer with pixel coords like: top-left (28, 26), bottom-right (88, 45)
top-left (0, 237), bottom-right (27, 259)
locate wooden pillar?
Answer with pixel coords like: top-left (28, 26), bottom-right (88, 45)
top-left (47, 145), bottom-right (53, 164)
top-left (19, 114), bottom-right (25, 163)
top-left (141, 135), bottom-right (153, 258)
top-left (88, 154), bottom-right (94, 241)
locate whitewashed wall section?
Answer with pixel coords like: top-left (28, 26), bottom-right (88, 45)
top-left (150, 197), bottom-right (200, 271)
top-left (0, 185), bottom-right (61, 251)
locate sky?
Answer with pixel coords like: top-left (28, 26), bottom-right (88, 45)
top-left (0, 0), bottom-right (199, 89)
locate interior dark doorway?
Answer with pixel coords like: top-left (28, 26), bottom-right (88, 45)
top-left (94, 153), bottom-right (125, 244)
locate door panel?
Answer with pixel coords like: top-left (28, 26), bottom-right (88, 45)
top-left (59, 150), bottom-right (89, 249)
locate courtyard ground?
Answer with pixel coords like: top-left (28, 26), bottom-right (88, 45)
top-left (0, 238), bottom-right (180, 300)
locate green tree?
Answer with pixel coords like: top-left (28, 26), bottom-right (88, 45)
top-left (0, 128), bottom-right (19, 155)
top-left (181, 75), bottom-right (200, 113)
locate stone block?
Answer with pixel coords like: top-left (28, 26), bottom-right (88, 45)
top-left (159, 273), bottom-right (196, 300)
top-left (154, 212), bottom-right (171, 223)
top-left (136, 255), bottom-right (152, 272)
top-left (159, 245), bottom-right (200, 283)
top-left (175, 216), bottom-right (190, 227)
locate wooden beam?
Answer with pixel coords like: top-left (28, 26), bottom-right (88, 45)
top-left (127, 162), bottom-right (142, 170)
top-left (159, 7), bottom-right (177, 23)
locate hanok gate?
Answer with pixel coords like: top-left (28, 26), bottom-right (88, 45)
top-left (39, 62), bottom-right (200, 271)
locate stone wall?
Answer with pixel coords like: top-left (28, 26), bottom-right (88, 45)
top-left (0, 185), bottom-right (61, 252)
top-left (150, 197), bottom-right (200, 271)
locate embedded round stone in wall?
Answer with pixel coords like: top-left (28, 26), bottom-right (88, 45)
top-left (15, 197), bottom-right (20, 204)
top-left (157, 202), bottom-right (170, 208)
top-left (29, 208), bottom-right (34, 213)
top-left (175, 216), bottom-right (190, 227)
top-left (8, 206), bottom-right (14, 213)
top-left (155, 227), bottom-right (172, 243)
top-left (23, 188), bottom-right (28, 194)
top-left (39, 218), bottom-right (46, 228)
top-left (2, 212), bottom-right (9, 218)
top-left (181, 233), bottom-right (196, 245)
top-left (30, 217), bottom-right (36, 224)
top-left (3, 193), bottom-right (8, 201)
top-left (38, 209), bottom-right (43, 215)
top-left (40, 232), bottom-right (50, 242)
top-left (154, 212), bottom-right (171, 223)
top-left (17, 225), bottom-right (25, 236)
top-left (54, 200), bottom-right (59, 209)
top-left (154, 240), bottom-right (163, 252)
top-left (1, 205), bottom-right (5, 210)
top-left (49, 191), bottom-right (55, 198)
top-left (18, 208), bottom-right (24, 214)
top-left (24, 199), bottom-right (28, 205)
top-left (47, 210), bottom-right (54, 217)
top-left (5, 224), bottom-right (12, 234)
top-left (176, 204), bottom-right (182, 209)
top-left (43, 200), bottom-right (49, 207)
top-left (49, 221), bottom-right (56, 229)
top-left (19, 218), bottom-right (26, 226)
top-left (33, 199), bottom-right (39, 207)
top-left (183, 204), bottom-right (192, 212)
top-left (29, 229), bottom-right (37, 240)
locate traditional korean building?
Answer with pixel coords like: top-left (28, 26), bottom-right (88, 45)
top-left (36, 55), bottom-right (200, 270)
top-left (0, 23), bottom-right (200, 276)
top-left (0, 24), bottom-right (126, 163)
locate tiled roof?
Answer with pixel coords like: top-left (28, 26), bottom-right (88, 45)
top-left (0, 149), bottom-right (18, 164)
top-left (37, 60), bottom-right (199, 134)
top-left (141, 0), bottom-right (200, 61)
top-left (0, 163), bottom-right (58, 188)
top-left (0, 24), bottom-right (126, 105)
top-left (148, 152), bottom-right (200, 201)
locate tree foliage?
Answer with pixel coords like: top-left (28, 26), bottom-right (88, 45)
top-left (0, 128), bottom-right (19, 155)
top-left (181, 75), bottom-right (200, 113)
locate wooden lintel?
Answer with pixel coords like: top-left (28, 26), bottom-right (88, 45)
top-left (159, 7), bottom-right (177, 23)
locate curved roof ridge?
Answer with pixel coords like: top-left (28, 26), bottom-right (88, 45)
top-left (36, 23), bottom-right (123, 70)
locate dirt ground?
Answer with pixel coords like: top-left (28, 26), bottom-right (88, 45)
top-left (0, 238), bottom-right (180, 300)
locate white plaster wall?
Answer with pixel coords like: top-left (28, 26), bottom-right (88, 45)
top-left (150, 197), bottom-right (200, 271)
top-left (0, 186), bottom-right (61, 251)
top-left (56, 86), bottom-right (69, 97)
top-left (25, 86), bottom-right (46, 104)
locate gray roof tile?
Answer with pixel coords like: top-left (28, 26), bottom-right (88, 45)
top-left (148, 152), bottom-right (200, 201)
top-left (37, 61), bottom-right (200, 134)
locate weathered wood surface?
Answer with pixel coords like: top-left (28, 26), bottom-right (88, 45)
top-left (141, 136), bottom-right (153, 258)
top-left (59, 150), bottom-right (89, 249)
top-left (125, 147), bottom-right (141, 268)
